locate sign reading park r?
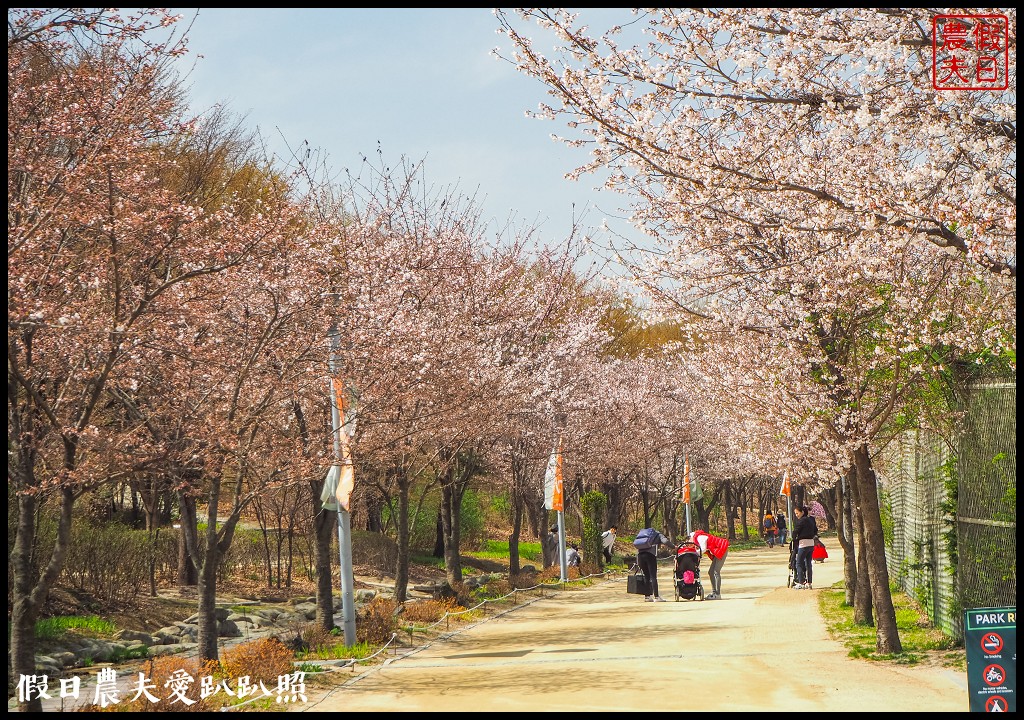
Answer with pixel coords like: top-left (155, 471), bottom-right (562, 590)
top-left (964, 607), bottom-right (1016, 712)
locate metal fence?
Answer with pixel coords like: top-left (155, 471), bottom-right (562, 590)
top-left (876, 377), bottom-right (1016, 641)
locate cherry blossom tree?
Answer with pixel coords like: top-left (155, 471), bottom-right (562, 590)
top-left (495, 8), bottom-right (1016, 280)
top-left (6, 9), bottom-right (222, 707)
top-left (8, 7), bottom-right (335, 677)
top-left (495, 8), bottom-right (1015, 653)
top-left (311, 154), bottom-right (614, 598)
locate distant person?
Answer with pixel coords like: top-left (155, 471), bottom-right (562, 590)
top-left (792, 505), bottom-right (819, 589)
top-left (775, 511), bottom-right (788, 545)
top-left (542, 525), bottom-right (559, 569)
top-left (762, 512), bottom-right (778, 548)
top-left (566, 542), bottom-right (581, 568)
top-left (689, 528), bottom-right (730, 600)
top-left (633, 527), bottom-right (671, 602)
top-left (601, 525), bottom-right (618, 564)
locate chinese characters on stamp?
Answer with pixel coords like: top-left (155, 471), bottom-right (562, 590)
top-left (932, 14), bottom-right (1009, 90)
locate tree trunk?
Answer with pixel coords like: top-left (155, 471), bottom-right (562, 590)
top-left (852, 444), bottom-right (902, 653)
top-left (739, 486), bottom-right (749, 540)
top-left (508, 449), bottom-right (526, 576)
top-left (821, 487), bottom-right (837, 531)
top-left (441, 481), bottom-right (463, 586)
top-left (196, 533), bottom-right (220, 662)
top-left (433, 507), bottom-right (445, 558)
top-left (393, 469), bottom-right (411, 603)
top-left (286, 527), bottom-right (294, 588)
top-left (177, 495), bottom-right (199, 586)
top-left (11, 487), bottom-right (74, 712)
top-left (662, 492), bottom-right (678, 546)
top-left (365, 488), bottom-right (384, 533)
top-left (836, 466), bottom-right (857, 607)
top-left (724, 479), bottom-right (735, 539)
top-left (148, 527), bottom-right (160, 597)
top-left (310, 482), bottom-right (336, 631)
top-left (526, 491), bottom-right (546, 540)
top-left (254, 498), bottom-right (273, 587)
top-left (601, 474), bottom-right (625, 530)
top-left (508, 490), bottom-right (523, 576)
top-left (845, 460), bottom-right (873, 624)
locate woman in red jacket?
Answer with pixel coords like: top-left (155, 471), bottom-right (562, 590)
top-left (689, 529), bottom-right (730, 600)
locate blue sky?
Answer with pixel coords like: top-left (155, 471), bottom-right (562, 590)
top-left (172, 8), bottom-right (642, 259)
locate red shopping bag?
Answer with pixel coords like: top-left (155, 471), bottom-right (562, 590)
top-left (812, 539), bottom-right (828, 561)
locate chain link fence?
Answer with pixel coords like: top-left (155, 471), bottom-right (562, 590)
top-left (876, 377), bottom-right (1016, 641)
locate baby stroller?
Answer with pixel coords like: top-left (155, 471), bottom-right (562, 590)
top-left (673, 542), bottom-right (704, 601)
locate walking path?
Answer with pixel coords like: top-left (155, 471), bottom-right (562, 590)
top-left (303, 544), bottom-right (969, 712)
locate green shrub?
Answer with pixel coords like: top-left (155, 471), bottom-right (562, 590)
top-left (35, 615), bottom-right (116, 640)
top-left (459, 489), bottom-right (485, 547)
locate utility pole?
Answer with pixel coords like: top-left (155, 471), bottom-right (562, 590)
top-left (327, 324), bottom-right (357, 646)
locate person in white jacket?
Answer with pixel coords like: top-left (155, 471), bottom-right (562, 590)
top-left (600, 525), bottom-right (617, 563)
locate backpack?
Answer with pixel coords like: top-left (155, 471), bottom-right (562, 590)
top-left (764, 517), bottom-right (776, 531)
top-left (633, 528), bottom-right (659, 551)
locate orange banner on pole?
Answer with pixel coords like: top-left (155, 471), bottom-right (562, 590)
top-left (780, 470), bottom-right (791, 497)
top-left (683, 455), bottom-right (691, 504)
top-left (544, 438), bottom-right (564, 511)
top-left (332, 377), bottom-right (355, 512)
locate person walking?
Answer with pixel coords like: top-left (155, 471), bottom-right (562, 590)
top-left (634, 527), bottom-right (671, 602)
top-left (600, 525), bottom-right (617, 564)
top-left (792, 505), bottom-right (819, 589)
top-left (762, 512), bottom-right (778, 548)
top-left (565, 542), bottom-right (581, 568)
top-left (776, 511), bottom-right (788, 545)
top-left (542, 525), bottom-right (559, 569)
top-left (689, 529), bottom-right (730, 600)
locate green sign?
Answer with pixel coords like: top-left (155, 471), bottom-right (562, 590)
top-left (964, 607), bottom-right (1015, 712)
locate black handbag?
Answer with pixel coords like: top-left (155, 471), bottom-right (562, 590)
top-left (626, 565), bottom-right (651, 595)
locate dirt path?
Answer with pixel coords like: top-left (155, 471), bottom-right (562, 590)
top-left (303, 544), bottom-right (969, 712)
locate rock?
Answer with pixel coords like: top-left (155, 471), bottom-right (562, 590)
top-left (231, 619), bottom-right (259, 634)
top-left (218, 620), bottom-right (241, 638)
top-left (113, 629), bottom-right (157, 644)
top-left (354, 589), bottom-right (376, 603)
top-left (184, 608), bottom-right (229, 623)
top-left (154, 630), bottom-right (179, 645)
top-left (93, 642), bottom-right (125, 663)
top-left (35, 656), bottom-right (61, 675)
top-left (226, 612), bottom-right (259, 625)
top-left (48, 651), bottom-right (77, 668)
top-left (293, 602), bottom-right (318, 620)
top-left (147, 643), bottom-right (194, 657)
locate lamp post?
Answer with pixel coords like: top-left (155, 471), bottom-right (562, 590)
top-left (684, 454), bottom-right (692, 538)
top-left (553, 413), bottom-right (567, 583)
top-left (326, 323), bottom-right (357, 646)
